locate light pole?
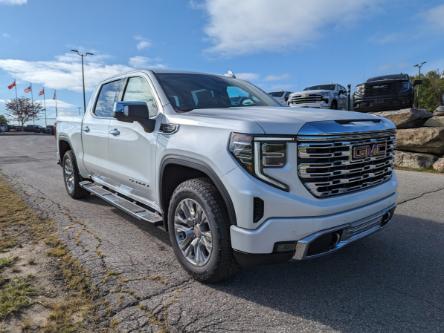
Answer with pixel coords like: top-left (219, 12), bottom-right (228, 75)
top-left (71, 49), bottom-right (94, 113)
top-left (414, 61), bottom-right (426, 108)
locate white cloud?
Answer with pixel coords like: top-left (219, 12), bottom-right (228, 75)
top-left (128, 56), bottom-right (166, 68)
top-left (134, 35), bottom-right (152, 50)
top-left (423, 4), bottom-right (444, 30)
top-left (0, 0), bottom-right (27, 5)
top-left (0, 53), bottom-right (134, 92)
top-left (1, 32), bottom-right (11, 38)
top-left (265, 73), bottom-right (290, 81)
top-left (35, 99), bottom-right (76, 109)
top-left (236, 72), bottom-right (259, 81)
top-left (198, 0), bottom-right (382, 55)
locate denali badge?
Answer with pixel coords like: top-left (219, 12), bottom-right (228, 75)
top-left (352, 142), bottom-right (387, 160)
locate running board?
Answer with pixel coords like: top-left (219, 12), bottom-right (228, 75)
top-left (80, 181), bottom-right (163, 226)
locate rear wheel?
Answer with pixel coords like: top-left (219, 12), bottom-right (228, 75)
top-left (167, 178), bottom-right (238, 283)
top-left (62, 150), bottom-right (89, 199)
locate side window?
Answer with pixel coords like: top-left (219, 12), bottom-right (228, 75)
top-left (94, 80), bottom-right (124, 117)
top-left (123, 77), bottom-right (159, 118)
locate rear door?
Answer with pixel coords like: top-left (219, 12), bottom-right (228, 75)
top-left (82, 79), bottom-right (124, 182)
top-left (107, 75), bottom-right (160, 205)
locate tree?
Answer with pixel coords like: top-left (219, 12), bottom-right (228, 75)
top-left (0, 114), bottom-right (7, 126)
top-left (5, 97), bottom-right (43, 128)
top-left (412, 70), bottom-right (444, 112)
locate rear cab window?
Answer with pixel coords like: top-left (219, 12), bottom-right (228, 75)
top-left (94, 79), bottom-right (125, 117)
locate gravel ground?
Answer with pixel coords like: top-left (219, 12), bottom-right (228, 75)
top-left (1, 134), bottom-right (444, 332)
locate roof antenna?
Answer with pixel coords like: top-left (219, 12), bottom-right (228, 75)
top-left (224, 70), bottom-right (236, 78)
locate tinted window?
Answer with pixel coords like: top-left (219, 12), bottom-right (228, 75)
top-left (123, 77), bottom-right (158, 117)
top-left (304, 84), bottom-right (336, 91)
top-left (155, 73), bottom-right (279, 112)
top-left (94, 80), bottom-right (124, 117)
top-left (269, 91), bottom-right (284, 97)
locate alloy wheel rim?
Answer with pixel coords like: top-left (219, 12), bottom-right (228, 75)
top-left (174, 198), bottom-right (213, 267)
top-left (64, 157), bottom-right (75, 193)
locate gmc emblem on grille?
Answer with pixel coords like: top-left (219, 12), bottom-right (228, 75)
top-left (352, 142), bottom-right (387, 160)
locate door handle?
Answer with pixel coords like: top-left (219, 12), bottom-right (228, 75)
top-left (83, 126), bottom-right (90, 133)
top-left (109, 128), bottom-right (120, 136)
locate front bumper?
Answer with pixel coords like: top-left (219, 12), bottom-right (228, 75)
top-left (230, 192), bottom-right (397, 255)
top-left (353, 94), bottom-right (413, 112)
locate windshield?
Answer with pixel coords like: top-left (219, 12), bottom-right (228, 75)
top-left (155, 73), bottom-right (279, 112)
top-left (304, 84), bottom-right (335, 91)
top-left (269, 91), bottom-right (284, 97)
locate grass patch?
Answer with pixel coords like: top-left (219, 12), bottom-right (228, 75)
top-left (0, 257), bottom-right (17, 270)
top-left (0, 277), bottom-right (35, 320)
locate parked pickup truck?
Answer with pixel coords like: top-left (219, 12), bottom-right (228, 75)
top-left (57, 70), bottom-right (397, 282)
top-left (288, 84), bottom-right (348, 109)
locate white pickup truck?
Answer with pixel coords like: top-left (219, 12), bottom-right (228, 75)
top-left (288, 84), bottom-right (348, 110)
top-left (57, 70), bottom-right (397, 282)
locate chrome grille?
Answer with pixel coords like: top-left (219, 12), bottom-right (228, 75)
top-left (289, 94), bottom-right (323, 104)
top-left (297, 130), bottom-right (396, 198)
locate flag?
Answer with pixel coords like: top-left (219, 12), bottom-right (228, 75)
top-left (24, 85), bottom-right (32, 93)
top-left (39, 87), bottom-right (45, 96)
top-left (53, 90), bottom-right (57, 100)
top-left (7, 80), bottom-right (16, 90)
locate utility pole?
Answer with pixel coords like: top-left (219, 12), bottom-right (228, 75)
top-left (71, 49), bottom-right (94, 114)
top-left (414, 61), bottom-right (426, 108)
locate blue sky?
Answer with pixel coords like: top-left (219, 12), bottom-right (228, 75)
top-left (0, 0), bottom-right (443, 125)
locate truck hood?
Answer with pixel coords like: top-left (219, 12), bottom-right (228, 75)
top-left (187, 106), bottom-right (383, 135)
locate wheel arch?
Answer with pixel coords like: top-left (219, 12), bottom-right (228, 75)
top-left (159, 156), bottom-right (237, 230)
top-left (58, 138), bottom-right (72, 163)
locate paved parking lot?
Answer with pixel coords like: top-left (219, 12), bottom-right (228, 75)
top-left (1, 134), bottom-right (444, 332)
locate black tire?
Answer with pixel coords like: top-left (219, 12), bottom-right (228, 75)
top-left (167, 178), bottom-right (238, 283)
top-left (330, 100), bottom-right (338, 110)
top-left (62, 150), bottom-right (89, 199)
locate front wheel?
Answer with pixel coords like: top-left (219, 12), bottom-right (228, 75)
top-left (167, 178), bottom-right (238, 283)
top-left (62, 150), bottom-right (89, 199)
top-left (330, 100), bottom-right (338, 110)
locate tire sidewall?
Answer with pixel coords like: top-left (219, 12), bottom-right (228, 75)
top-left (168, 184), bottom-right (225, 276)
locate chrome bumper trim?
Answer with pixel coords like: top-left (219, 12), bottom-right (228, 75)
top-left (294, 204), bottom-right (396, 260)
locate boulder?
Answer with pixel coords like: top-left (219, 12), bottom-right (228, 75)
top-left (424, 116), bottom-right (444, 127)
top-left (432, 158), bottom-right (444, 172)
top-left (371, 108), bottom-right (432, 129)
top-left (396, 127), bottom-right (444, 155)
top-left (394, 150), bottom-right (437, 169)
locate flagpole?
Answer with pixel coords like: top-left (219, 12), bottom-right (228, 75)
top-left (30, 83), bottom-right (35, 125)
top-left (14, 79), bottom-right (17, 100)
top-left (43, 89), bottom-right (47, 127)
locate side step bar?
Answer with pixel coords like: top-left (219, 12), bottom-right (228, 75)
top-left (80, 181), bottom-right (163, 226)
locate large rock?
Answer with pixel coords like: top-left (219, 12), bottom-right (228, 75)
top-left (394, 150), bottom-right (437, 169)
top-left (396, 127), bottom-right (444, 155)
top-left (424, 116), bottom-right (444, 127)
top-left (432, 158), bottom-right (444, 172)
top-left (372, 108), bottom-right (432, 129)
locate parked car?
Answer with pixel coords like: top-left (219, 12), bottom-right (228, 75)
top-left (288, 84), bottom-right (348, 110)
top-left (0, 125), bottom-right (8, 133)
top-left (353, 74), bottom-right (414, 112)
top-left (268, 91), bottom-right (292, 105)
top-left (57, 70), bottom-right (397, 282)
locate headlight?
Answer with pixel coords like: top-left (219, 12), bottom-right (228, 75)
top-left (356, 84), bottom-right (365, 94)
top-left (320, 92), bottom-right (330, 97)
top-left (400, 81), bottom-right (411, 92)
top-left (229, 133), bottom-right (290, 191)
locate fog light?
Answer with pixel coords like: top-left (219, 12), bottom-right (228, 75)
top-left (274, 242), bottom-right (297, 253)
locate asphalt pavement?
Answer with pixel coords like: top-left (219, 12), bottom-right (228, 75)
top-left (0, 134), bottom-right (443, 332)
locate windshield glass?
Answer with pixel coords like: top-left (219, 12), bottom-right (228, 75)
top-left (155, 73), bottom-right (279, 112)
top-left (304, 84), bottom-right (335, 91)
top-left (269, 91), bottom-right (284, 97)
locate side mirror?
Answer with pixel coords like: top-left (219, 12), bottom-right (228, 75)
top-left (413, 79), bottom-right (422, 86)
top-left (113, 101), bottom-right (156, 133)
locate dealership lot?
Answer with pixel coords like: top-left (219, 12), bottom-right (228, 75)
top-left (1, 134), bottom-right (444, 332)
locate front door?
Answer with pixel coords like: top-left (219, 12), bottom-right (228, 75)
top-left (107, 76), bottom-right (160, 206)
top-left (82, 79), bottom-right (124, 182)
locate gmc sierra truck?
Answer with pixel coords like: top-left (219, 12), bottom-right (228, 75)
top-left (57, 70), bottom-right (397, 282)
